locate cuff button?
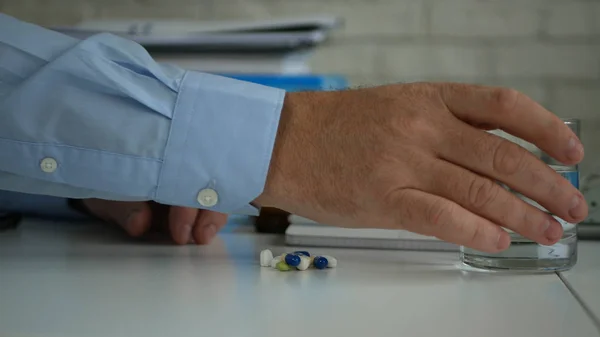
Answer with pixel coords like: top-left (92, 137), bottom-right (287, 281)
top-left (197, 188), bottom-right (218, 207)
top-left (40, 157), bottom-right (58, 173)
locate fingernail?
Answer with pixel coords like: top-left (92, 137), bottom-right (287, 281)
top-left (569, 194), bottom-right (586, 219)
top-left (177, 224), bottom-right (193, 244)
top-left (203, 224), bottom-right (217, 241)
top-left (496, 234), bottom-right (511, 250)
top-left (544, 219), bottom-right (562, 242)
top-left (567, 137), bottom-right (584, 161)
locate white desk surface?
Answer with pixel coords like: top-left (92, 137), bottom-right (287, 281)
top-left (0, 219), bottom-right (599, 337)
top-left (560, 242), bottom-right (600, 322)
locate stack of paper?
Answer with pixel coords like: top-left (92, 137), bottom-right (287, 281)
top-left (52, 16), bottom-right (342, 74)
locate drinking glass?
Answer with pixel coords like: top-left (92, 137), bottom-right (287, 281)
top-left (460, 118), bottom-right (580, 272)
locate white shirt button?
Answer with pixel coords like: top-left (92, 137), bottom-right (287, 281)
top-left (197, 188), bottom-right (218, 207)
top-left (40, 157), bottom-right (58, 173)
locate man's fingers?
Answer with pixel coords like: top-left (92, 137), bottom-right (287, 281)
top-left (168, 206), bottom-right (198, 245)
top-left (437, 123), bottom-right (587, 224)
top-left (394, 189), bottom-right (510, 253)
top-left (423, 159), bottom-right (564, 246)
top-left (81, 200), bottom-right (228, 245)
top-left (81, 199), bottom-right (152, 237)
top-left (439, 83), bottom-right (584, 166)
top-left (192, 210), bottom-right (229, 245)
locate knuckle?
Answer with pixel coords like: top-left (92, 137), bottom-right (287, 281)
top-left (543, 173), bottom-right (575, 211)
top-left (491, 87), bottom-right (520, 116)
top-left (425, 199), bottom-right (453, 227)
top-left (385, 189), bottom-right (420, 230)
top-left (382, 187), bottom-right (405, 211)
top-left (468, 178), bottom-right (500, 211)
top-left (536, 169), bottom-right (564, 203)
top-left (393, 112), bottom-right (442, 147)
top-left (492, 140), bottom-right (527, 176)
top-left (504, 192), bottom-right (535, 232)
top-left (525, 165), bottom-right (545, 189)
top-left (393, 110), bottom-right (429, 134)
top-left (384, 85), bottom-right (445, 145)
top-left (546, 179), bottom-right (561, 201)
top-left (467, 222), bottom-right (486, 247)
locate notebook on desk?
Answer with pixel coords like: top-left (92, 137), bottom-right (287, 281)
top-left (285, 215), bottom-right (458, 252)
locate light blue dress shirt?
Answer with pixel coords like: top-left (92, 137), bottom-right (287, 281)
top-left (0, 13), bottom-right (285, 217)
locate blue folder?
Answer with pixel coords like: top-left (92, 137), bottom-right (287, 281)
top-left (219, 73), bottom-right (348, 92)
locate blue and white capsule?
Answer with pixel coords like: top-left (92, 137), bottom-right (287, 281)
top-left (321, 255), bottom-right (337, 268)
top-left (313, 256), bottom-right (329, 269)
top-left (285, 254), bottom-right (301, 267)
top-left (297, 255), bottom-right (311, 271)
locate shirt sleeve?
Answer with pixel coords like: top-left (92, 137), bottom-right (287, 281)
top-left (0, 14), bottom-right (285, 216)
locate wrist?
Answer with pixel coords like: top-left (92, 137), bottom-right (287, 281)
top-left (254, 91), bottom-right (316, 211)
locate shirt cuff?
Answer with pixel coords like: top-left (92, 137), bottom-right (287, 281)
top-left (155, 71), bottom-right (285, 214)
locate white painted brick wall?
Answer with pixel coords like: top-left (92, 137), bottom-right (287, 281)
top-left (209, 0), bottom-right (275, 21)
top-left (430, 0), bottom-right (540, 37)
top-left (580, 120), bottom-right (600, 174)
top-left (547, 84), bottom-right (600, 120)
top-left (495, 44), bottom-right (600, 79)
top-left (544, 2), bottom-right (600, 37)
top-left (377, 44), bottom-right (493, 79)
top-left (0, 0), bottom-right (97, 26)
top-left (95, 3), bottom-right (212, 21)
top-left (309, 43), bottom-right (379, 76)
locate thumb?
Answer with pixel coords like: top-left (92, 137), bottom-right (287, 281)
top-left (81, 199), bottom-right (152, 237)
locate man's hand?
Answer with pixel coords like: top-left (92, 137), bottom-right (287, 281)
top-left (81, 199), bottom-right (228, 245)
top-left (256, 82), bottom-right (588, 253)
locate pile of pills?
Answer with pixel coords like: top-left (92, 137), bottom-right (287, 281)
top-left (260, 249), bottom-right (337, 271)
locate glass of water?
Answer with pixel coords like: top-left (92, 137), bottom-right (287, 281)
top-left (460, 118), bottom-right (580, 272)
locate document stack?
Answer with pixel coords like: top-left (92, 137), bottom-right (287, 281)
top-left (52, 15), bottom-right (348, 92)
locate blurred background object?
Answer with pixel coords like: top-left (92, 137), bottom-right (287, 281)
top-left (1, 0), bottom-right (598, 228)
top-left (53, 15), bottom-right (344, 75)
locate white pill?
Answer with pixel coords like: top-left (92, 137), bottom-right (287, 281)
top-left (270, 256), bottom-right (282, 268)
top-left (260, 249), bottom-right (274, 267)
top-left (297, 255), bottom-right (310, 271)
top-left (322, 255), bottom-right (337, 268)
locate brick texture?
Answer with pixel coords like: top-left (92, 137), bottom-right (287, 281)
top-left (378, 44), bottom-right (493, 79)
top-left (544, 2), bottom-right (600, 37)
top-left (309, 43), bottom-right (379, 76)
top-left (0, 0), bottom-right (96, 26)
top-left (495, 44), bottom-right (600, 79)
top-left (581, 120), bottom-right (600, 174)
top-left (430, 0), bottom-right (540, 37)
top-left (547, 84), bottom-right (600, 120)
top-left (95, 3), bottom-right (210, 21)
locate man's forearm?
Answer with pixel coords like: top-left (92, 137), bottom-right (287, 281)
top-left (0, 13), bottom-right (284, 216)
